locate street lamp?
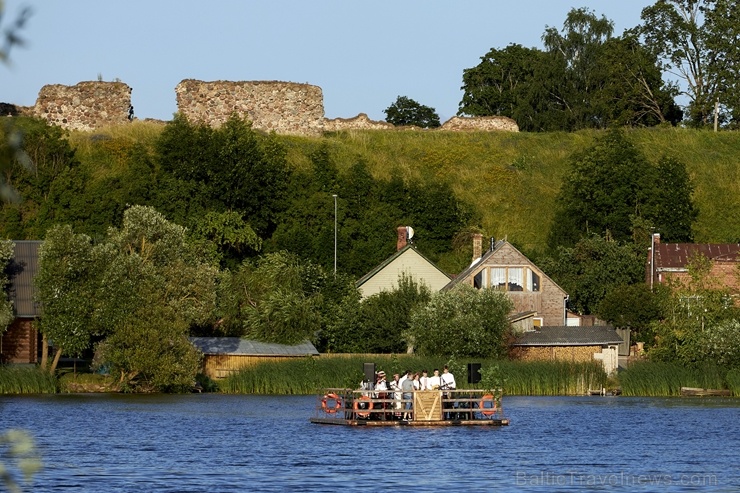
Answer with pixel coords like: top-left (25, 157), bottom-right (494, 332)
top-left (332, 194), bottom-right (338, 276)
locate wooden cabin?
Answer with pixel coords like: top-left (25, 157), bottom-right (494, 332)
top-left (510, 326), bottom-right (623, 374)
top-left (190, 337), bottom-right (320, 379)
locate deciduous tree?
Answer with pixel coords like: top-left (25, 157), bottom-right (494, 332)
top-left (384, 96), bottom-right (441, 128)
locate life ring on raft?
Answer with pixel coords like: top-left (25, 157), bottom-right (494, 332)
top-left (353, 395), bottom-right (372, 418)
top-left (321, 393), bottom-right (343, 414)
top-left (478, 394), bottom-right (497, 417)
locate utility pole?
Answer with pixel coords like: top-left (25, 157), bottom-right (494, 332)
top-left (332, 194), bottom-right (338, 276)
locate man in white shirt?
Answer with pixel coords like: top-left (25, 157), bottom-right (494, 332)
top-left (428, 369), bottom-right (441, 390)
top-left (440, 365), bottom-right (457, 419)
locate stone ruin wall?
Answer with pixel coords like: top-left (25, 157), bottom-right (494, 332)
top-left (26, 81), bottom-right (132, 131)
top-left (175, 79), bottom-right (324, 137)
top-left (5, 79), bottom-right (519, 135)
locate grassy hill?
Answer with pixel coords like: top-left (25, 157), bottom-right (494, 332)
top-left (69, 123), bottom-right (740, 256)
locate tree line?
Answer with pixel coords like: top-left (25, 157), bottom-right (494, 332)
top-left (390, 2), bottom-right (740, 130)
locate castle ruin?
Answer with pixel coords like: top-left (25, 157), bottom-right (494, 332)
top-left (6, 79), bottom-right (519, 135)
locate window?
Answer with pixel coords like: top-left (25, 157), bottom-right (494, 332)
top-left (490, 268), bottom-right (506, 290)
top-left (483, 266), bottom-right (541, 292)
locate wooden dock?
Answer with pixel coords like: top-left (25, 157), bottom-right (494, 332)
top-left (680, 387), bottom-right (732, 397)
top-left (310, 388), bottom-right (510, 427)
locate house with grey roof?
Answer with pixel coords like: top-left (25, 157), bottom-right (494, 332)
top-left (190, 337), bottom-right (319, 379)
top-left (510, 325), bottom-right (623, 374)
top-left (1, 241), bottom-right (42, 364)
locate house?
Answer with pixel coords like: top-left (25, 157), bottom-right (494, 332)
top-left (646, 233), bottom-right (740, 295)
top-left (444, 235), bottom-right (569, 327)
top-left (356, 226), bottom-right (451, 299)
top-left (510, 325), bottom-right (623, 374)
top-left (190, 337), bottom-right (320, 379)
top-left (1, 241), bottom-right (42, 364)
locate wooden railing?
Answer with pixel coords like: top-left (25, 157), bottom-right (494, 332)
top-left (314, 388), bottom-right (504, 422)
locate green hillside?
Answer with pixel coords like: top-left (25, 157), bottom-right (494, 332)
top-left (60, 123), bottom-right (740, 256)
top-left (274, 127), bottom-right (740, 253)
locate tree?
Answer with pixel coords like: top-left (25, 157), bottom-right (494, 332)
top-left (0, 240), bottom-right (14, 332)
top-left (548, 129), bottom-right (656, 247)
top-left (596, 283), bottom-right (663, 342)
top-left (540, 235), bottom-right (646, 315)
top-left (458, 44), bottom-right (553, 131)
top-left (384, 96), bottom-right (441, 128)
top-left (459, 8), bottom-right (678, 131)
top-left (35, 225), bottom-right (102, 373)
top-left (405, 285), bottom-right (513, 358)
top-left (637, 0), bottom-right (740, 126)
top-left (648, 253), bottom-right (739, 368)
top-left (651, 155), bottom-right (697, 242)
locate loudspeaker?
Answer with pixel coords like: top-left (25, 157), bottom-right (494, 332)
top-left (363, 363), bottom-right (376, 383)
top-left (468, 363), bottom-right (481, 384)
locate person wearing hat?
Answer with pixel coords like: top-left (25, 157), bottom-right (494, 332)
top-left (374, 370), bottom-right (388, 419)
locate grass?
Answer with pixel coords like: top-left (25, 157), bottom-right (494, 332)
top-left (618, 361), bottom-right (731, 396)
top-left (0, 366), bottom-right (58, 394)
top-left (64, 125), bottom-right (740, 256)
top-left (219, 356), bottom-right (608, 395)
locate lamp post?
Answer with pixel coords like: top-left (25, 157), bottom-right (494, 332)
top-left (332, 194), bottom-right (338, 276)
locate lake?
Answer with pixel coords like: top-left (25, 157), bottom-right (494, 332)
top-left (1, 394), bottom-right (738, 492)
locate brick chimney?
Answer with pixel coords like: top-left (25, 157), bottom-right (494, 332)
top-left (472, 233), bottom-right (483, 260)
top-left (653, 232), bottom-right (660, 245)
top-left (397, 226), bottom-right (408, 251)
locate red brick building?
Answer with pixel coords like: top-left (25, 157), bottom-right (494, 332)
top-left (646, 233), bottom-right (740, 296)
top-left (1, 241), bottom-right (42, 364)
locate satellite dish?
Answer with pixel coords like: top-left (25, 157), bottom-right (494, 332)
top-left (407, 226), bottom-right (414, 240)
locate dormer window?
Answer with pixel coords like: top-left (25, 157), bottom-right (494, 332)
top-left (481, 266), bottom-right (540, 292)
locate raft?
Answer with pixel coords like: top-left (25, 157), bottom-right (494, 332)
top-left (310, 388), bottom-right (510, 427)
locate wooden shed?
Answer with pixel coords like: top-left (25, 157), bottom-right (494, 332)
top-left (190, 337), bottom-right (320, 379)
top-left (510, 326), bottom-right (623, 374)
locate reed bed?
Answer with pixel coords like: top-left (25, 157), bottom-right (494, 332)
top-left (619, 361), bottom-right (729, 396)
top-left (219, 356), bottom-right (607, 395)
top-left (725, 369), bottom-right (740, 397)
top-left (0, 366), bottom-right (58, 394)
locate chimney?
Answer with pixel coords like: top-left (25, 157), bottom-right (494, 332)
top-left (397, 226), bottom-right (408, 251)
top-left (653, 233), bottom-right (660, 245)
top-left (472, 233), bottom-right (483, 260)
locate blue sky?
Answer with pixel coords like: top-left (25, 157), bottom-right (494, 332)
top-left (2, 1), bottom-right (656, 123)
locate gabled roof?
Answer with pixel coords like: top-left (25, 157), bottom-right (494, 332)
top-left (655, 243), bottom-right (740, 270)
top-left (443, 240), bottom-right (565, 295)
top-left (355, 244), bottom-right (450, 289)
top-left (512, 326), bottom-right (623, 347)
top-left (7, 241), bottom-right (43, 318)
top-left (189, 337), bottom-right (319, 356)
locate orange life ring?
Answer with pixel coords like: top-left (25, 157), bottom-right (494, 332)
top-left (353, 395), bottom-right (372, 418)
top-left (479, 394), bottom-right (497, 416)
top-left (321, 393), bottom-right (342, 414)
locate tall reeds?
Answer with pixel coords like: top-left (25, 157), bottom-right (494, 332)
top-left (619, 361), bottom-right (729, 396)
top-left (219, 356), bottom-right (607, 395)
top-left (0, 366), bottom-right (58, 394)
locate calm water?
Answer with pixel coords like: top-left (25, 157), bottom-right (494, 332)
top-left (1, 394), bottom-right (738, 492)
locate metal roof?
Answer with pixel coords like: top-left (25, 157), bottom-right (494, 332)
top-left (512, 326), bottom-right (623, 347)
top-left (189, 337), bottom-right (319, 356)
top-left (7, 241), bottom-right (43, 318)
top-left (655, 243), bottom-right (740, 270)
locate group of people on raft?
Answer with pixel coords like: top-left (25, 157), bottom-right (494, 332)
top-left (357, 366), bottom-right (457, 421)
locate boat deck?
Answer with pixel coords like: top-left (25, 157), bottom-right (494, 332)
top-left (310, 388), bottom-right (509, 427)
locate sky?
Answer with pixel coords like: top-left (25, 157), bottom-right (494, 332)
top-left (2, 1), bottom-right (657, 123)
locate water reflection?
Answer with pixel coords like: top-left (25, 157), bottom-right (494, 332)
top-left (1, 395), bottom-right (738, 492)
